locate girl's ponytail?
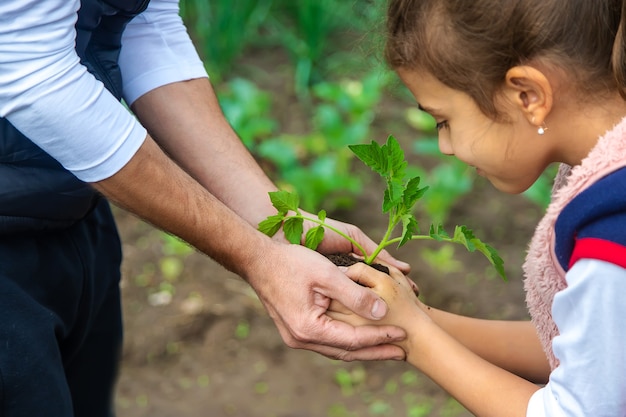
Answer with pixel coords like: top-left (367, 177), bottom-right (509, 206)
top-left (612, 1), bottom-right (626, 99)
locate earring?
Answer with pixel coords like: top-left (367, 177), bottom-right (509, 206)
top-left (532, 117), bottom-right (548, 135)
top-left (538, 124), bottom-right (548, 135)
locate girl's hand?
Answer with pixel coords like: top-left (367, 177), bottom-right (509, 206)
top-left (328, 262), bottom-right (430, 352)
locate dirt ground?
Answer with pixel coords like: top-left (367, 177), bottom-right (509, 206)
top-left (112, 44), bottom-right (546, 417)
top-left (113, 180), bottom-right (543, 417)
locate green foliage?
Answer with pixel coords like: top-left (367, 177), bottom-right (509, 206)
top-left (420, 246), bottom-right (463, 275)
top-left (524, 163), bottom-right (558, 209)
top-left (254, 72), bottom-right (389, 212)
top-left (259, 136), bottom-right (506, 280)
top-left (179, 0), bottom-right (272, 82)
top-left (440, 398), bottom-right (466, 417)
top-left (159, 232), bottom-right (195, 257)
top-left (259, 0), bottom-right (386, 96)
top-left (334, 366), bottom-right (367, 397)
top-left (216, 78), bottom-right (277, 149)
top-left (263, 0), bottom-right (344, 95)
top-left (235, 319), bottom-right (251, 340)
top-left (182, 0), bottom-right (387, 93)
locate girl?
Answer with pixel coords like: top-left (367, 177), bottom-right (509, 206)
top-left (330, 1), bottom-right (626, 416)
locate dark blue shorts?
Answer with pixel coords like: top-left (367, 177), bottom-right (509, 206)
top-left (0, 199), bottom-right (123, 417)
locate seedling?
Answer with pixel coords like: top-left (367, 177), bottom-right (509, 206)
top-left (258, 135), bottom-right (506, 280)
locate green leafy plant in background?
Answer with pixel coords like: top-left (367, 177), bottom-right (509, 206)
top-left (255, 71), bottom-right (390, 212)
top-left (262, 0), bottom-right (385, 97)
top-left (264, 0), bottom-right (341, 96)
top-left (179, 0), bottom-right (272, 82)
top-left (216, 78), bottom-right (277, 150)
top-left (259, 135), bottom-right (506, 280)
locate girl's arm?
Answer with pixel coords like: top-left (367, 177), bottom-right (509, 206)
top-left (424, 308), bottom-right (550, 383)
top-left (406, 316), bottom-right (539, 417)
top-left (330, 264), bottom-right (541, 417)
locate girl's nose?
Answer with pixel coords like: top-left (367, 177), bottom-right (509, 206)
top-left (438, 134), bottom-right (454, 155)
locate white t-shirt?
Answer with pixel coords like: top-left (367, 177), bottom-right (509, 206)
top-left (526, 259), bottom-right (626, 416)
top-left (0, 0), bottom-right (207, 182)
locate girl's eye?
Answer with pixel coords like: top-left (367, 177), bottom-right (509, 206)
top-left (436, 120), bottom-right (449, 130)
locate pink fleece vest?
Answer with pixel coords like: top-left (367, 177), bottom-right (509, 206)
top-left (523, 116), bottom-right (626, 370)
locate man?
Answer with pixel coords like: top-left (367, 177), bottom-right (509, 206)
top-left (0, 0), bottom-right (409, 415)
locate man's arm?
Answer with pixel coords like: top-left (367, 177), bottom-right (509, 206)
top-left (93, 128), bottom-right (407, 360)
top-left (130, 79), bottom-right (279, 228)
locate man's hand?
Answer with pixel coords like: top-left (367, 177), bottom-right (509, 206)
top-left (246, 241), bottom-right (407, 361)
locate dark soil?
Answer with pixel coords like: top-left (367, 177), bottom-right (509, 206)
top-left (113, 43), bottom-right (546, 417)
top-left (326, 253), bottom-right (390, 274)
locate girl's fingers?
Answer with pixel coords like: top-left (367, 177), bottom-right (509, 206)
top-left (342, 262), bottom-right (390, 289)
top-left (328, 299), bottom-right (352, 315)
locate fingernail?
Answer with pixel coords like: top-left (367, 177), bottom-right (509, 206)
top-left (396, 260), bottom-right (410, 269)
top-left (371, 299), bottom-right (386, 319)
top-left (337, 266), bottom-right (348, 273)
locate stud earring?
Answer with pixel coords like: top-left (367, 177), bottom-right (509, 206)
top-left (538, 124), bottom-right (548, 135)
top-left (532, 117), bottom-right (548, 135)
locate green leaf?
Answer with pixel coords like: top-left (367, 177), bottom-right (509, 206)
top-left (383, 181), bottom-right (404, 213)
top-left (452, 226), bottom-right (507, 280)
top-left (317, 209), bottom-right (327, 222)
top-left (383, 135), bottom-right (407, 183)
top-left (486, 245), bottom-right (507, 280)
top-left (382, 188), bottom-right (393, 213)
top-left (402, 177), bottom-right (428, 212)
top-left (429, 224), bottom-right (449, 241)
top-left (304, 226), bottom-right (325, 250)
top-left (283, 217), bottom-right (304, 244)
top-left (452, 225), bottom-right (476, 252)
top-left (258, 214), bottom-right (285, 237)
top-left (399, 215), bottom-right (418, 247)
top-left (349, 141), bottom-right (387, 176)
top-left (269, 190), bottom-right (300, 213)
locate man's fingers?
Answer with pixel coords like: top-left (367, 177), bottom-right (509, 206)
top-left (286, 318), bottom-right (407, 361)
top-left (305, 342), bottom-right (407, 362)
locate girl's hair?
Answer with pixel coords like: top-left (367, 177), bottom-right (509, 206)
top-left (385, 0), bottom-right (626, 119)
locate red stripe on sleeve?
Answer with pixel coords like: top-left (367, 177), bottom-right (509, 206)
top-left (570, 237), bottom-right (626, 270)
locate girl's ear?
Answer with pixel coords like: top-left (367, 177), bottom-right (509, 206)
top-left (504, 66), bottom-right (553, 126)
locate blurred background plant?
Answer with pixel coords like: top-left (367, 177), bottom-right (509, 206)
top-left (179, 0), bottom-right (554, 216)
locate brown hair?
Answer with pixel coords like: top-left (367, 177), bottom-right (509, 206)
top-left (385, 0), bottom-right (626, 118)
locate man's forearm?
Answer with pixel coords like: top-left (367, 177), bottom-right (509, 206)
top-left (129, 77), bottom-right (279, 228)
top-left (92, 135), bottom-right (273, 279)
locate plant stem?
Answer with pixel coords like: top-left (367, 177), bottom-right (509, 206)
top-left (298, 215), bottom-right (369, 258)
top-left (387, 235), bottom-right (452, 246)
top-left (363, 210), bottom-right (399, 264)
